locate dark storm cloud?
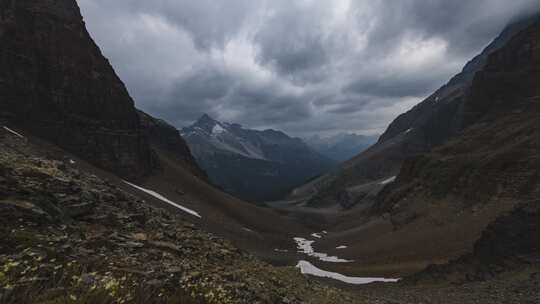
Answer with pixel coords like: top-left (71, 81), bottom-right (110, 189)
top-left (77, 0), bottom-right (540, 137)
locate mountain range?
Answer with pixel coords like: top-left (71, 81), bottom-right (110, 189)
top-left (181, 114), bottom-right (336, 202)
top-left (304, 133), bottom-right (378, 162)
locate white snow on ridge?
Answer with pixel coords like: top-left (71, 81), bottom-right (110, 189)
top-left (211, 124), bottom-right (226, 135)
top-left (3, 126), bottom-right (24, 139)
top-left (296, 261), bottom-right (400, 285)
top-left (123, 181), bottom-right (201, 218)
top-left (380, 176), bottom-right (396, 185)
top-left (294, 237), bottom-right (353, 263)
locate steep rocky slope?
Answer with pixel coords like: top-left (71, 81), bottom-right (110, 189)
top-left (0, 0), bottom-right (155, 180)
top-left (371, 16), bottom-right (540, 254)
top-left (0, 129), bottom-right (357, 304)
top-left (292, 15), bottom-right (539, 209)
top-left (182, 114), bottom-right (335, 202)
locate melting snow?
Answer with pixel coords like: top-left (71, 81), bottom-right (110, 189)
top-left (296, 261), bottom-right (400, 285)
top-left (3, 126), bottom-right (24, 139)
top-left (336, 245), bottom-right (348, 249)
top-left (380, 176), bottom-right (396, 185)
top-left (123, 181), bottom-right (201, 218)
top-left (294, 237), bottom-right (353, 263)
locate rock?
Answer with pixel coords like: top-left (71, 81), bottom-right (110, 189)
top-left (64, 202), bottom-right (95, 218)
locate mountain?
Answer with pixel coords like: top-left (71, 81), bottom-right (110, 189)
top-left (0, 0), bottom-right (156, 180)
top-left (181, 114), bottom-right (336, 202)
top-left (289, 14), bottom-right (540, 209)
top-left (275, 14), bottom-right (540, 289)
top-left (305, 133), bottom-right (378, 162)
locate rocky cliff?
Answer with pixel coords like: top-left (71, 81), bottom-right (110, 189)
top-left (0, 0), bottom-right (155, 179)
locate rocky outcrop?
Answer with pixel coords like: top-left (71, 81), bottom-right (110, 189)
top-left (0, 0), bottom-right (155, 179)
top-left (138, 111), bottom-right (207, 180)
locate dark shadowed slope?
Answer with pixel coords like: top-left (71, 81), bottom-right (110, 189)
top-left (0, 0), bottom-right (155, 180)
top-left (289, 15), bottom-right (539, 209)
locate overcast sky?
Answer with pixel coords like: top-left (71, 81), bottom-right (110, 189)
top-left (78, 0), bottom-right (540, 137)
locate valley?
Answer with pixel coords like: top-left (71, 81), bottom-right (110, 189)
top-left (1, 0), bottom-right (539, 303)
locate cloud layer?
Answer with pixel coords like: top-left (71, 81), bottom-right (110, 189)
top-left (78, 0), bottom-right (540, 136)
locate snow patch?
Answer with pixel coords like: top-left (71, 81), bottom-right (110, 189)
top-left (211, 124), bottom-right (226, 135)
top-left (311, 233), bottom-right (323, 239)
top-left (123, 181), bottom-right (201, 218)
top-left (294, 237), bottom-right (353, 263)
top-left (336, 245), bottom-right (348, 249)
top-left (296, 261), bottom-right (400, 285)
top-left (380, 176), bottom-right (396, 185)
top-left (274, 249), bottom-right (289, 253)
top-left (3, 126), bottom-right (24, 139)
top-left (69, 159), bottom-right (76, 165)
top-left (405, 128), bottom-right (414, 134)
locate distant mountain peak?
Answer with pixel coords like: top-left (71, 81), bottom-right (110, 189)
top-left (181, 116), bottom-right (336, 201)
top-left (195, 113), bottom-right (217, 125)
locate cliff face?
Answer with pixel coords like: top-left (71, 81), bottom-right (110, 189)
top-left (0, 0), bottom-right (155, 179)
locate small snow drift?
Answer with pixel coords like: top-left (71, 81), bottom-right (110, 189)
top-left (296, 261), bottom-right (400, 285)
top-left (3, 126), bottom-right (25, 139)
top-left (124, 181), bottom-right (201, 218)
top-left (380, 176), bottom-right (396, 185)
top-left (294, 237), bottom-right (353, 263)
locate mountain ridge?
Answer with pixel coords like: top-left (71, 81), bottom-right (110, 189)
top-left (289, 14), bottom-right (540, 209)
top-left (181, 114), bottom-right (336, 202)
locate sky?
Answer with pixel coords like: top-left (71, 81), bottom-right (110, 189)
top-left (78, 0), bottom-right (540, 137)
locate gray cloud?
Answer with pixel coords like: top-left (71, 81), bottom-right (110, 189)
top-left (78, 0), bottom-right (540, 137)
